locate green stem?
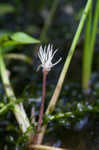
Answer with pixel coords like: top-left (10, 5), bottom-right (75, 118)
top-left (46, 0), bottom-right (92, 114)
top-left (0, 102), bottom-right (13, 115)
top-left (48, 112), bottom-right (73, 121)
top-left (5, 53), bottom-right (32, 64)
top-left (82, 1), bottom-right (92, 90)
top-left (83, 0), bottom-right (99, 90)
top-left (40, 0), bottom-right (59, 41)
top-left (37, 0), bottom-right (92, 144)
top-left (0, 50), bottom-right (30, 133)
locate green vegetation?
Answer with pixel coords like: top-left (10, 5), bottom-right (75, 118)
top-left (82, 0), bottom-right (99, 90)
top-left (0, 0), bottom-right (99, 149)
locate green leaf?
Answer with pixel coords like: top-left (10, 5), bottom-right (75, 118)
top-left (0, 4), bottom-right (14, 16)
top-left (0, 31), bottom-right (11, 42)
top-left (5, 53), bottom-right (32, 64)
top-left (0, 102), bottom-right (5, 108)
top-left (11, 32), bottom-right (40, 44)
top-left (3, 40), bottom-right (19, 48)
top-left (2, 41), bottom-right (19, 53)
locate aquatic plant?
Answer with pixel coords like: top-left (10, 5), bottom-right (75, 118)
top-left (1, 0), bottom-right (98, 149)
top-left (40, 0), bottom-right (60, 42)
top-left (82, 0), bottom-right (99, 91)
top-left (0, 32), bottom-right (40, 133)
top-left (37, 0), bottom-right (92, 145)
top-left (33, 44), bottom-right (61, 144)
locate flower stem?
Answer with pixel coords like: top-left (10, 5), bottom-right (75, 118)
top-left (34, 70), bottom-right (48, 144)
top-left (37, 70), bottom-right (48, 132)
top-left (36, 0), bottom-right (92, 144)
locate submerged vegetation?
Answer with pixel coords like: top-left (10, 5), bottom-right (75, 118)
top-left (0, 0), bottom-right (99, 150)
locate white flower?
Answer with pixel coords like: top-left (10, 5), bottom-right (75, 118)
top-left (37, 44), bottom-right (62, 71)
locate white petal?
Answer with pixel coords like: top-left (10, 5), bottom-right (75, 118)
top-left (37, 44), bottom-right (61, 71)
top-left (52, 58), bottom-right (62, 67)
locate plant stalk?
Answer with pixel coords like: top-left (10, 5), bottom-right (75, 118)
top-left (33, 70), bottom-right (48, 144)
top-left (83, 0), bottom-right (99, 90)
top-left (40, 0), bottom-right (59, 42)
top-left (82, 1), bottom-right (92, 90)
top-left (37, 70), bottom-right (48, 132)
top-left (5, 53), bottom-right (32, 64)
top-left (0, 51), bottom-right (30, 133)
top-left (36, 0), bottom-right (92, 144)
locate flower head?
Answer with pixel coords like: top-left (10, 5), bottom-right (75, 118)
top-left (37, 44), bottom-right (61, 72)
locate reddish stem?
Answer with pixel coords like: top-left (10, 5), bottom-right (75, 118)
top-left (33, 70), bottom-right (48, 144)
top-left (37, 70), bottom-right (48, 131)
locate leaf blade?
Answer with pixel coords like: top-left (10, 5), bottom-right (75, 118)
top-left (11, 32), bottom-right (40, 44)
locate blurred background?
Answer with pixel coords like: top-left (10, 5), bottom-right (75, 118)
top-left (0, 1), bottom-right (99, 150)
